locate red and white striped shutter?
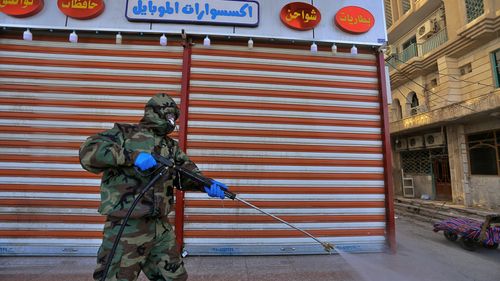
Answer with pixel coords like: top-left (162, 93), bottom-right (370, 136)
top-left (184, 44), bottom-right (387, 255)
top-left (0, 38), bottom-right (184, 255)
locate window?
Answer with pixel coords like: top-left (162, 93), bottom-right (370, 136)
top-left (465, 0), bottom-right (484, 23)
top-left (467, 130), bottom-right (500, 176)
top-left (401, 150), bottom-right (431, 175)
top-left (492, 49), bottom-right (500, 88)
top-left (393, 98), bottom-right (402, 120)
top-left (401, 0), bottom-right (411, 15)
top-left (459, 63), bottom-right (472, 76)
top-left (385, 0), bottom-right (393, 28)
top-left (409, 92), bottom-right (419, 115)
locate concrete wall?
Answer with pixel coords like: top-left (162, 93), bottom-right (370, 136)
top-left (405, 173), bottom-right (433, 199)
top-left (446, 125), bottom-right (469, 206)
top-left (433, 39), bottom-right (499, 107)
top-left (470, 176), bottom-right (500, 210)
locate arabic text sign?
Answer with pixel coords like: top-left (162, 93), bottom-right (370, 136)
top-left (58, 0), bottom-right (105, 20)
top-left (126, 0), bottom-right (259, 26)
top-left (0, 0), bottom-right (44, 18)
top-left (280, 2), bottom-right (321, 31)
top-left (335, 6), bottom-right (375, 34)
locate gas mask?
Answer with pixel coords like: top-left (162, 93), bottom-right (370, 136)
top-left (140, 93), bottom-right (180, 136)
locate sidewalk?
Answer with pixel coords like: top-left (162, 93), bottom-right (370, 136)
top-left (0, 254), bottom-right (357, 281)
top-left (1, 217), bottom-right (499, 281)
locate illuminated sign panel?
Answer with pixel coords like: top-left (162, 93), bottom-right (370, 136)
top-left (57, 0), bottom-right (105, 20)
top-left (335, 6), bottom-right (375, 34)
top-left (280, 2), bottom-right (321, 31)
top-left (0, 0), bottom-right (44, 18)
top-left (126, 0), bottom-right (259, 27)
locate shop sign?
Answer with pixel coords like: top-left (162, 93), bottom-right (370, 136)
top-left (126, 0), bottom-right (259, 27)
top-left (335, 6), bottom-right (375, 34)
top-left (57, 0), bottom-right (105, 20)
top-left (280, 2), bottom-right (321, 31)
top-left (0, 0), bottom-right (44, 18)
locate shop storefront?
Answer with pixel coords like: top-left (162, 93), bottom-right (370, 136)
top-left (0, 0), bottom-right (394, 256)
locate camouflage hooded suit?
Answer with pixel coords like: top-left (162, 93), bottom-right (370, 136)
top-left (80, 93), bottom-right (204, 281)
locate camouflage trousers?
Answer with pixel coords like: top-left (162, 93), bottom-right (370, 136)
top-left (93, 216), bottom-right (187, 281)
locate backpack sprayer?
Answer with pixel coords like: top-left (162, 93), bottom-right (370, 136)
top-left (100, 153), bottom-right (334, 281)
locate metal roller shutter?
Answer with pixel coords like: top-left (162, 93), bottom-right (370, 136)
top-left (184, 44), bottom-right (387, 255)
top-left (0, 38), bottom-right (184, 256)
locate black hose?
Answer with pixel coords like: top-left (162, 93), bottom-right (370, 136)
top-left (99, 169), bottom-right (166, 281)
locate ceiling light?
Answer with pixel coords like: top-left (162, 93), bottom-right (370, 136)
top-left (203, 35), bottom-right (211, 47)
top-left (115, 32), bottom-right (122, 44)
top-left (350, 45), bottom-right (358, 55)
top-left (310, 42), bottom-right (318, 53)
top-left (23, 28), bottom-right (32, 41)
top-left (69, 30), bottom-right (78, 43)
top-left (160, 34), bottom-right (167, 46)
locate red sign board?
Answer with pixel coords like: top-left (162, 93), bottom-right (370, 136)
top-left (335, 6), bottom-right (375, 34)
top-left (280, 2), bottom-right (321, 31)
top-left (0, 0), bottom-right (44, 18)
top-left (57, 0), bottom-right (105, 20)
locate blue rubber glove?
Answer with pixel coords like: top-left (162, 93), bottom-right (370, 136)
top-left (204, 180), bottom-right (228, 199)
top-left (134, 152), bottom-right (157, 171)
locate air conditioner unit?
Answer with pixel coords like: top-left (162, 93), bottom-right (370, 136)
top-left (408, 135), bottom-right (425, 150)
top-left (417, 20), bottom-right (434, 42)
top-left (424, 132), bottom-right (445, 148)
top-left (395, 138), bottom-right (408, 151)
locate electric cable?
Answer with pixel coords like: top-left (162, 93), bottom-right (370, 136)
top-left (389, 54), bottom-right (498, 110)
top-left (391, 55), bottom-right (497, 89)
top-left (386, 59), bottom-right (491, 115)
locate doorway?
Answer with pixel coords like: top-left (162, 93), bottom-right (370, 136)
top-left (432, 155), bottom-right (452, 201)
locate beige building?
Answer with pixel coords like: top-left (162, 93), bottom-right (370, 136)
top-left (384, 0), bottom-right (500, 209)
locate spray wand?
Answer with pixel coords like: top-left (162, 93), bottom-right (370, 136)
top-left (153, 153), bottom-right (335, 253)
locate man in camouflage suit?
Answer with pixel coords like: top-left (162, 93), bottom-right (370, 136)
top-left (80, 93), bottom-right (228, 281)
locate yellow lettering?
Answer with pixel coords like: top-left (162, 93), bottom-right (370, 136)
top-left (61, 0), bottom-right (71, 8)
top-left (22, 0), bottom-right (33, 7)
top-left (2, 0), bottom-right (20, 6)
top-left (88, 0), bottom-right (97, 9)
top-left (285, 11), bottom-right (300, 22)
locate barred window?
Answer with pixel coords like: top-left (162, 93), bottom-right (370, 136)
top-left (465, 0), bottom-right (484, 23)
top-left (401, 150), bottom-right (431, 175)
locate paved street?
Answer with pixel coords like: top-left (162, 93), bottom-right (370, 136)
top-left (0, 216), bottom-right (499, 281)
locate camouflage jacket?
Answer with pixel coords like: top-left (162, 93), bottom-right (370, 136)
top-left (79, 123), bottom-right (204, 219)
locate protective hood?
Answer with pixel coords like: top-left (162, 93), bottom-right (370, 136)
top-left (140, 93), bottom-right (180, 136)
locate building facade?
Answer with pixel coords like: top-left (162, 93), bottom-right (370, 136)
top-left (385, 0), bottom-right (500, 209)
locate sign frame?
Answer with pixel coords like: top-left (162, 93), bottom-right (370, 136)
top-left (125, 0), bottom-right (260, 27)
